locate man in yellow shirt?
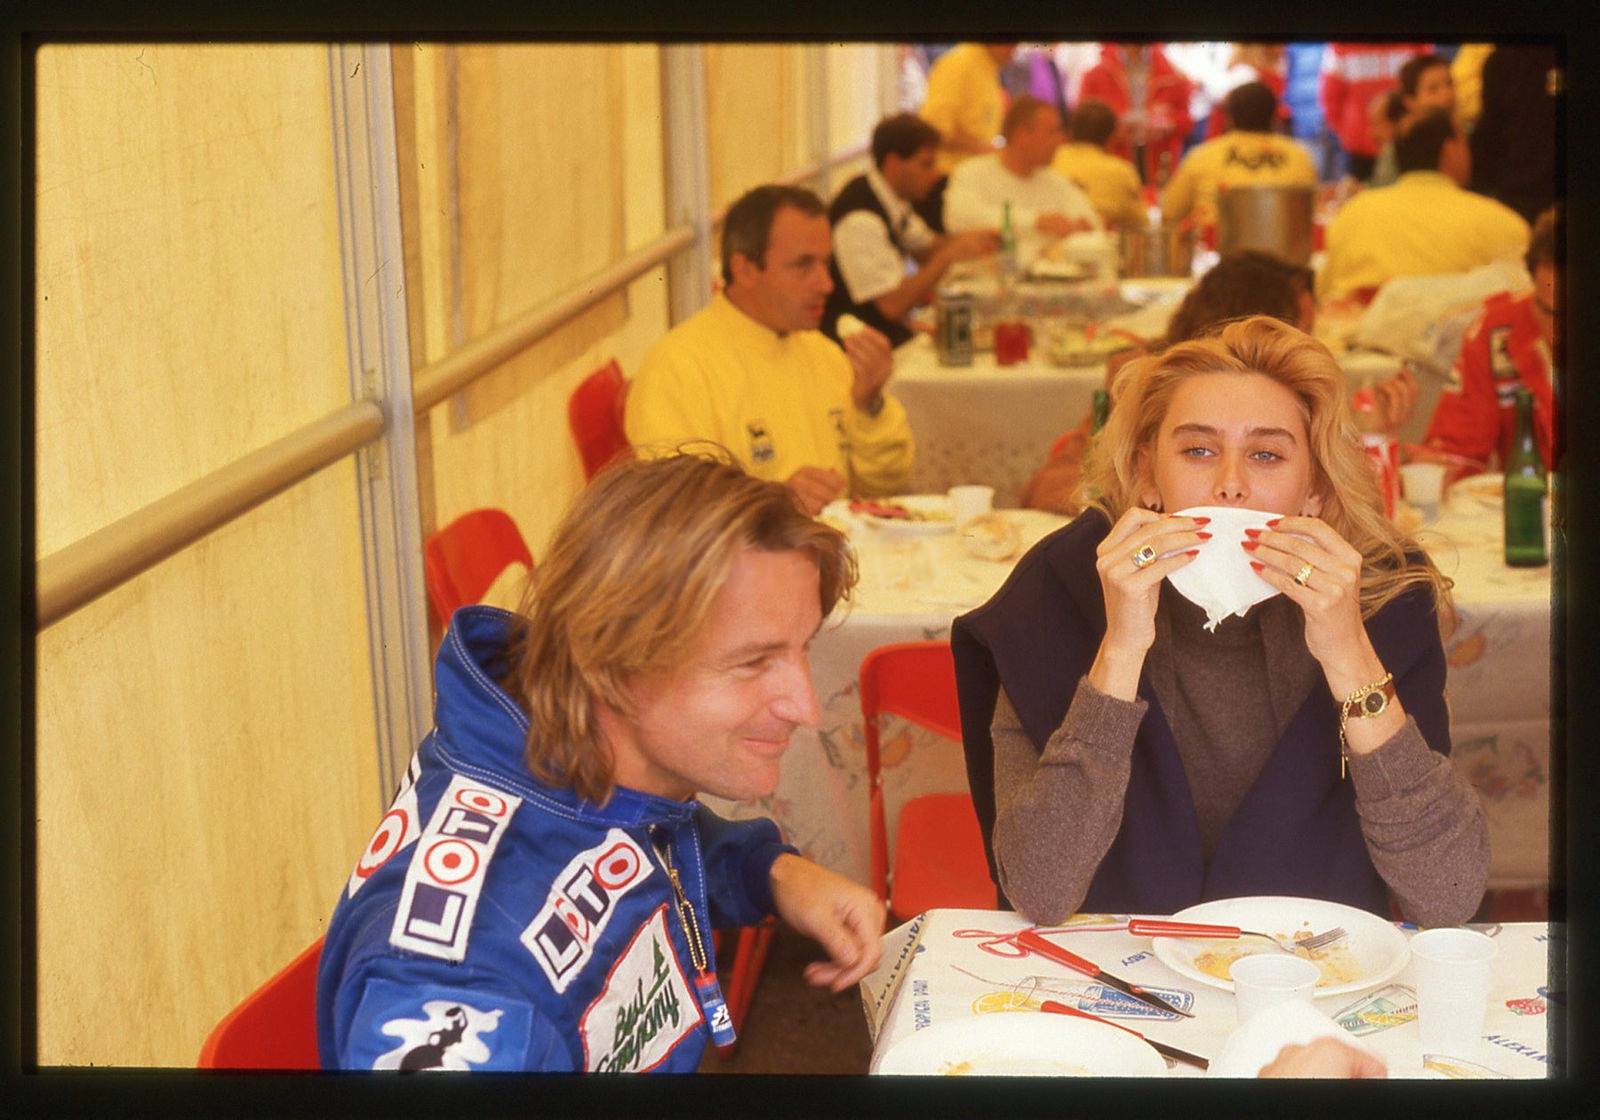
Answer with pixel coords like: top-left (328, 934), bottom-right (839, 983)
top-left (1051, 98), bottom-right (1144, 229)
top-left (914, 42), bottom-right (1016, 231)
top-left (626, 184), bottom-right (915, 515)
top-left (1320, 109), bottom-right (1530, 301)
top-left (1160, 81), bottom-right (1318, 232)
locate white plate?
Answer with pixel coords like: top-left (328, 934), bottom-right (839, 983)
top-left (850, 494), bottom-right (956, 536)
top-left (1448, 471), bottom-right (1505, 508)
top-left (1148, 895), bottom-right (1410, 999)
top-left (872, 1011), bottom-right (1167, 1077)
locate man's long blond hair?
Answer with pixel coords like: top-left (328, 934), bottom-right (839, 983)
top-left (1079, 316), bottom-right (1454, 629)
top-left (501, 450), bottom-right (856, 805)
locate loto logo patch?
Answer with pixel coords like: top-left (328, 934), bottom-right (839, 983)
top-left (388, 775), bottom-right (521, 961)
top-left (348, 752), bottom-right (424, 898)
top-left (522, 829), bottom-right (654, 993)
top-left (579, 905), bottom-right (700, 1073)
top-left (373, 998), bottom-right (504, 1071)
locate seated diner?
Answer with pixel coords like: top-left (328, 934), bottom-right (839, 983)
top-left (953, 316), bottom-right (1490, 926)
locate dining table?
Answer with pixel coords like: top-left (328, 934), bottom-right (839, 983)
top-left (700, 477), bottom-right (1552, 895)
top-left (860, 908), bottom-right (1560, 1078)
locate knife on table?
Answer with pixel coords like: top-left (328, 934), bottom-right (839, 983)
top-left (1040, 1000), bottom-right (1210, 1070)
top-left (1015, 928), bottom-right (1195, 1019)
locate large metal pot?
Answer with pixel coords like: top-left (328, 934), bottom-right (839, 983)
top-left (1215, 185), bottom-right (1315, 265)
top-left (1118, 222), bottom-right (1194, 278)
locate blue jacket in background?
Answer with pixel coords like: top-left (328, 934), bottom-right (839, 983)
top-left (315, 606), bottom-right (794, 1071)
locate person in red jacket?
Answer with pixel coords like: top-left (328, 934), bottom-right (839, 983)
top-left (1079, 43), bottom-right (1192, 185)
top-left (1421, 205), bottom-right (1558, 474)
top-left (1319, 42), bottom-right (1431, 181)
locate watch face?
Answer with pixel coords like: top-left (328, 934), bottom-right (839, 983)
top-left (1363, 691), bottom-right (1386, 715)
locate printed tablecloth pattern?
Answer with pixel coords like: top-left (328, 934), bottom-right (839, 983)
top-left (861, 909), bottom-right (1560, 1079)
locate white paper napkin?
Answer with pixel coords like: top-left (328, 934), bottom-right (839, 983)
top-left (1164, 505), bottom-right (1280, 631)
top-left (1208, 998), bottom-right (1386, 1078)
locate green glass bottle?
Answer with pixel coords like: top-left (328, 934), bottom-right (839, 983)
top-left (1503, 387), bottom-right (1548, 567)
top-left (998, 200), bottom-right (1018, 286)
top-left (1090, 388), bottom-right (1110, 434)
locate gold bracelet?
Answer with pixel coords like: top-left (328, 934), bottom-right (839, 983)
top-left (1337, 671), bottom-right (1395, 780)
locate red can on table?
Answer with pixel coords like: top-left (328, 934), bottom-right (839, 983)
top-left (1352, 383), bottom-right (1400, 519)
top-left (994, 320), bottom-right (1031, 366)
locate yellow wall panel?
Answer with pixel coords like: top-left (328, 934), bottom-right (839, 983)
top-left (827, 42), bottom-right (888, 153)
top-left (33, 43), bottom-right (379, 1067)
top-left (34, 44), bottom-right (349, 555)
top-left (411, 44), bottom-right (669, 557)
top-left (36, 465), bottom-right (378, 1067)
top-left (704, 43), bottom-right (802, 210)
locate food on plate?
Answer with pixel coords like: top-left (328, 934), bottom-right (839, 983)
top-left (849, 499), bottom-right (952, 523)
top-left (836, 313), bottom-right (869, 340)
top-left (1192, 934), bottom-right (1362, 988)
top-left (960, 512), bottom-right (1023, 562)
top-left (1029, 258), bottom-right (1092, 282)
top-left (1046, 323), bottom-right (1139, 366)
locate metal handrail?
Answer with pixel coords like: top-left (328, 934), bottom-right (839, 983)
top-left (35, 400), bottom-right (386, 629)
top-left (707, 141), bottom-right (869, 230)
top-left (36, 142), bottom-right (869, 631)
top-left (411, 225), bottom-right (694, 412)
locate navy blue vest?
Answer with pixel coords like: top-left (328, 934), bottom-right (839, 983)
top-left (951, 508), bottom-right (1453, 918)
top-left (824, 174), bottom-right (916, 349)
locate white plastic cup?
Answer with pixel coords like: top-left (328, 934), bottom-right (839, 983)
top-left (1230, 953), bottom-right (1321, 1025)
top-left (1411, 928), bottom-right (1498, 1059)
top-left (948, 484), bottom-right (995, 527)
top-left (1400, 461), bottom-right (1447, 515)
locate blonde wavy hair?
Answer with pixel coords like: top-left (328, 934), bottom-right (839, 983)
top-left (501, 449), bottom-right (856, 805)
top-left (1079, 315), bottom-right (1454, 630)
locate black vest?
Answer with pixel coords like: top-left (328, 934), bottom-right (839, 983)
top-left (823, 174), bottom-right (915, 349)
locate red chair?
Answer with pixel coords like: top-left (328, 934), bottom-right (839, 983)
top-left (861, 641), bottom-right (998, 923)
top-left (568, 359), bottom-right (633, 480)
top-left (198, 936), bottom-right (323, 1069)
top-left (422, 508), bottom-right (535, 628)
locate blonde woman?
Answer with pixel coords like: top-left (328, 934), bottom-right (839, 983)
top-left (953, 316), bottom-right (1488, 926)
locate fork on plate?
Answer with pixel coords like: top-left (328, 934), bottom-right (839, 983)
top-left (1128, 919), bottom-right (1348, 954)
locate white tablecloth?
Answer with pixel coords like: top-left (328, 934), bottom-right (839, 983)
top-left (893, 334), bottom-right (1105, 507)
top-left (862, 909), bottom-right (1559, 1078)
top-left (704, 492), bottom-right (1551, 892)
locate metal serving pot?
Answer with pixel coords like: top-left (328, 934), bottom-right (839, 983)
top-left (1118, 222), bottom-right (1194, 278)
top-left (1215, 184), bottom-right (1316, 265)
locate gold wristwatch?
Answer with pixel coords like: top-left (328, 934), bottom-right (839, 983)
top-left (1337, 672), bottom-right (1395, 778)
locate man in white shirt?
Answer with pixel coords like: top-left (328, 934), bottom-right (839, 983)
top-left (945, 95), bottom-right (1104, 267)
top-left (823, 113), bottom-right (999, 347)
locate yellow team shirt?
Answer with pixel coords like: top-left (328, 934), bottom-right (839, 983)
top-left (1051, 142), bottom-right (1145, 228)
top-left (920, 43), bottom-right (1005, 176)
top-left (1452, 44), bottom-right (1495, 128)
top-left (1160, 131), bottom-right (1319, 229)
top-left (624, 293), bottom-right (915, 497)
top-left (1319, 171), bottom-right (1531, 300)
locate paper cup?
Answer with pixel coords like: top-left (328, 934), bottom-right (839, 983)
top-left (1400, 462), bottom-right (1447, 513)
top-left (948, 485), bottom-right (995, 527)
top-left (1411, 928), bottom-right (1497, 1059)
top-left (1230, 953), bottom-right (1320, 1025)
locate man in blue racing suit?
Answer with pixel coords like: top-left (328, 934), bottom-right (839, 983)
top-left (317, 453), bottom-right (885, 1071)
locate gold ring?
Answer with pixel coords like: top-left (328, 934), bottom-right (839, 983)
top-left (1131, 544), bottom-right (1157, 569)
top-left (1294, 563), bottom-right (1314, 586)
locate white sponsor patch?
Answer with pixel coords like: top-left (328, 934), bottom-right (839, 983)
top-left (373, 998), bottom-right (504, 1071)
top-left (348, 752), bottom-right (424, 898)
top-left (521, 828), bottom-right (654, 993)
top-left (579, 905), bottom-right (701, 1073)
top-left (388, 774), bottom-right (521, 961)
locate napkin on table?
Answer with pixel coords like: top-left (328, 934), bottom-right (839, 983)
top-left (1208, 998), bottom-right (1386, 1078)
